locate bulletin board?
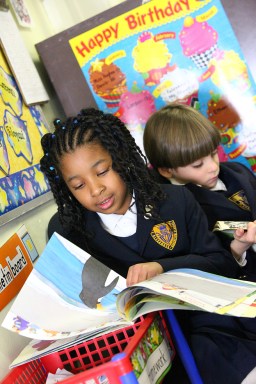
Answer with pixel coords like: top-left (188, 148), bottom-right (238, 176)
top-left (36, 0), bottom-right (256, 116)
top-left (0, 47), bottom-right (52, 226)
top-left (36, 0), bottom-right (256, 173)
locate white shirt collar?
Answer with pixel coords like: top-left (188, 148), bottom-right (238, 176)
top-left (97, 196), bottom-right (137, 237)
top-left (170, 177), bottom-right (227, 191)
top-left (210, 178), bottom-right (227, 191)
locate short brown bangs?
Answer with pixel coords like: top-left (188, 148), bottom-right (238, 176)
top-left (169, 119), bottom-right (221, 168)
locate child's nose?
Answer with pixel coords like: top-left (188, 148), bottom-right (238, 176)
top-left (208, 159), bottom-right (218, 172)
top-left (90, 181), bottom-right (104, 197)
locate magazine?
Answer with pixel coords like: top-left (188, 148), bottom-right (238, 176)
top-left (2, 232), bottom-right (256, 368)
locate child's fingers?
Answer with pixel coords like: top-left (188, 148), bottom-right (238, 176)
top-left (126, 262), bottom-right (163, 286)
top-left (126, 264), bottom-right (146, 286)
top-left (234, 227), bottom-right (245, 238)
top-left (234, 222), bottom-right (256, 244)
top-left (246, 222), bottom-right (256, 242)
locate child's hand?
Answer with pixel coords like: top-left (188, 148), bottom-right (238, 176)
top-left (126, 262), bottom-right (164, 287)
top-left (231, 221), bottom-right (256, 261)
top-left (234, 221), bottom-right (256, 246)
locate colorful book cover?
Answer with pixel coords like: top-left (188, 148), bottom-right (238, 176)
top-left (0, 225), bottom-right (38, 310)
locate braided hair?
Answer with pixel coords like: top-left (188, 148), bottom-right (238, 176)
top-left (40, 108), bottom-right (165, 234)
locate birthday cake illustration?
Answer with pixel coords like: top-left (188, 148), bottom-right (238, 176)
top-left (179, 16), bottom-right (218, 69)
top-left (208, 49), bottom-right (251, 92)
top-left (132, 32), bottom-right (174, 86)
top-left (116, 82), bottom-right (156, 126)
top-left (207, 93), bottom-right (241, 147)
top-left (231, 124), bottom-right (256, 172)
top-left (89, 58), bottom-right (127, 108)
top-left (159, 67), bottom-right (199, 107)
top-left (207, 93), bottom-right (241, 131)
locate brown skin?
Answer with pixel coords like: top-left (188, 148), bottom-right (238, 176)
top-left (60, 142), bottom-right (163, 286)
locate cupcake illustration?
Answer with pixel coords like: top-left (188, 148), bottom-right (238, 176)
top-left (116, 82), bottom-right (156, 126)
top-left (132, 32), bottom-right (174, 86)
top-left (236, 115), bottom-right (256, 172)
top-left (207, 92), bottom-right (241, 132)
top-left (159, 67), bottom-right (199, 107)
top-left (179, 16), bottom-right (218, 69)
top-left (89, 58), bottom-right (127, 108)
top-left (208, 50), bottom-right (251, 92)
top-left (115, 82), bottom-right (156, 152)
top-left (207, 92), bottom-right (241, 147)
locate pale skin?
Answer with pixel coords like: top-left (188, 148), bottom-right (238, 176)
top-left (158, 150), bottom-right (256, 262)
top-left (59, 142), bottom-right (163, 287)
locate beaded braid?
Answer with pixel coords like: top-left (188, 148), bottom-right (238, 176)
top-left (40, 108), bottom-right (166, 234)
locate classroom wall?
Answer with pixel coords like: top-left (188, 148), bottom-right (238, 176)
top-left (0, 0), bottom-right (125, 379)
top-left (1, 0), bottom-right (255, 379)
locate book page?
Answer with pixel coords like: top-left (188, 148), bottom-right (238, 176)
top-left (10, 323), bottom-right (126, 368)
top-left (117, 269), bottom-right (256, 320)
top-left (1, 233), bottom-right (127, 340)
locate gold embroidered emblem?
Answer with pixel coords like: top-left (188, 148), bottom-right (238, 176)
top-left (151, 220), bottom-right (177, 250)
top-left (228, 190), bottom-right (250, 211)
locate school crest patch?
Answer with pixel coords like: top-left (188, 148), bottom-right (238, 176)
top-left (228, 190), bottom-right (250, 211)
top-left (151, 221), bottom-right (177, 250)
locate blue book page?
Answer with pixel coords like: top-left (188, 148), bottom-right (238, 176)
top-left (1, 233), bottom-right (127, 340)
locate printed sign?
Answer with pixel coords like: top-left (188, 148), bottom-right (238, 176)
top-left (0, 225), bottom-right (37, 310)
top-left (69, 0), bottom-right (256, 173)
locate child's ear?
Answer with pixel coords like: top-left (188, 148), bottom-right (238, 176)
top-left (158, 167), bottom-right (173, 179)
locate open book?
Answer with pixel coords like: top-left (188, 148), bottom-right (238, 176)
top-left (2, 233), bottom-right (256, 368)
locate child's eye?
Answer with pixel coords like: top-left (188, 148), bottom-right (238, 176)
top-left (192, 162), bottom-right (203, 168)
top-left (74, 183), bottom-right (84, 190)
top-left (98, 167), bottom-right (110, 176)
top-left (98, 170), bottom-right (107, 176)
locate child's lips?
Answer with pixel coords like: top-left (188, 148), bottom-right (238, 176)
top-left (208, 176), bottom-right (218, 185)
top-left (97, 196), bottom-right (114, 210)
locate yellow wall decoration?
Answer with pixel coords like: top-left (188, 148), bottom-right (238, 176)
top-left (0, 48), bottom-right (51, 218)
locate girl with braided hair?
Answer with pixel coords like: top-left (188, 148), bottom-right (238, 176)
top-left (40, 107), bottom-right (237, 286)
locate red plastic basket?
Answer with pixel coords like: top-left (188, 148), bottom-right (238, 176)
top-left (1, 312), bottom-right (175, 384)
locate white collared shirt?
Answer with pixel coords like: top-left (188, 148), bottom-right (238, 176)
top-left (170, 177), bottom-right (227, 192)
top-left (97, 198), bottom-right (137, 237)
top-left (210, 178), bottom-right (227, 192)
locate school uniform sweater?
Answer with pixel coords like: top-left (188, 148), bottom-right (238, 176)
top-left (185, 162), bottom-right (256, 281)
top-left (186, 162), bottom-right (256, 229)
top-left (81, 183), bottom-right (238, 279)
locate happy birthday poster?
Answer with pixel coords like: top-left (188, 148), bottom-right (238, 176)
top-left (0, 48), bottom-right (50, 219)
top-left (69, 0), bottom-right (256, 173)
